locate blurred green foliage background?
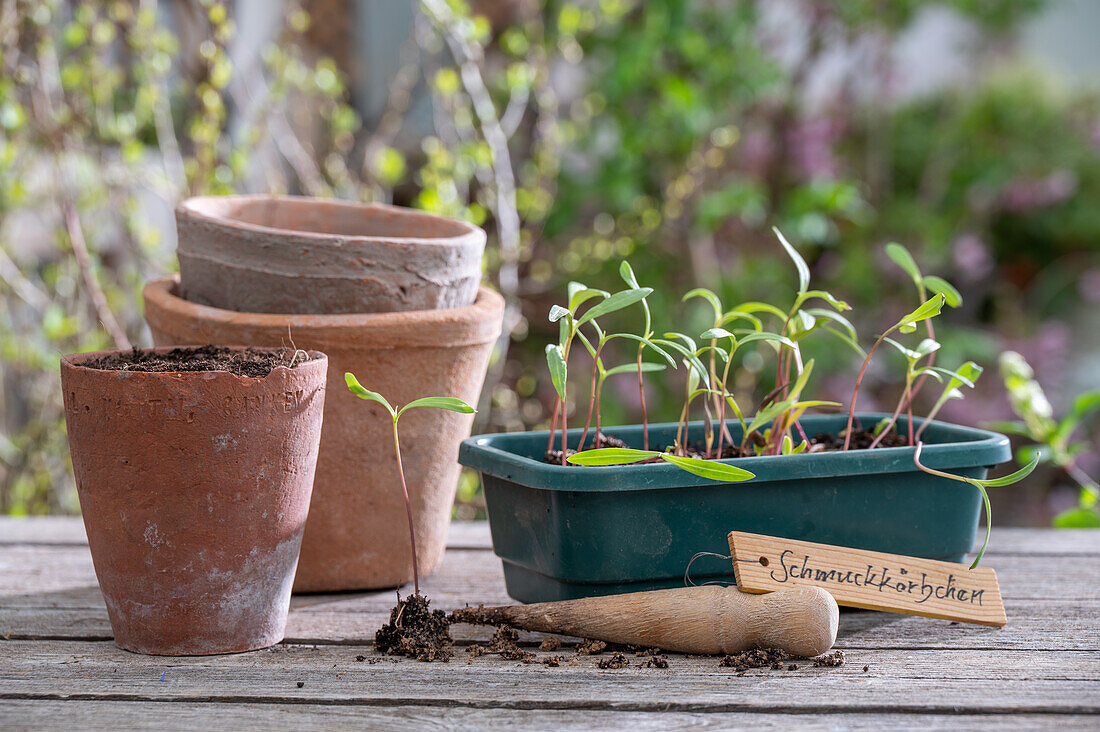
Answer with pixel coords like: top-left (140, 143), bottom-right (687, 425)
top-left (0, 0), bottom-right (1096, 523)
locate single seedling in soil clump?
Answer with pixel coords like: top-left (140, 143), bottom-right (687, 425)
top-left (345, 373), bottom-right (476, 660)
top-left (374, 592), bottom-right (453, 662)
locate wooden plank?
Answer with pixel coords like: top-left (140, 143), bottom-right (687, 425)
top-left (0, 641), bottom-right (1096, 713)
top-left (3, 700), bottom-right (1097, 731)
top-left (730, 532), bottom-right (1006, 627)
top-left (3, 545), bottom-right (1094, 606)
top-left (4, 597), bottom-right (1097, 651)
top-left (2, 518), bottom-right (1097, 556)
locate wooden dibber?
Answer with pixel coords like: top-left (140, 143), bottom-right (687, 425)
top-left (455, 585), bottom-right (839, 658)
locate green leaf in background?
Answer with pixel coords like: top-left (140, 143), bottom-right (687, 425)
top-left (922, 275), bottom-right (962, 307)
top-left (345, 372), bottom-right (394, 415)
top-left (397, 397), bottom-right (476, 418)
top-left (577, 287), bottom-right (653, 325)
top-left (544, 344), bottom-right (567, 400)
top-left (885, 242), bottom-right (922, 286)
top-left (1053, 507), bottom-right (1100, 528)
top-left (661, 453), bottom-right (755, 482)
top-left (604, 361), bottom-right (667, 378)
top-left (567, 448), bottom-right (659, 465)
top-left (726, 301), bottom-right (788, 321)
top-left (773, 226), bottom-right (810, 295)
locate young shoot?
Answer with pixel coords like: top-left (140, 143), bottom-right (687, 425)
top-left (987, 352), bottom-right (1100, 527)
top-left (843, 293), bottom-right (946, 450)
top-left (620, 261), bottom-right (660, 450)
top-left (866, 336), bottom-right (941, 448)
top-left (345, 373), bottom-right (475, 595)
top-left (567, 447), bottom-right (756, 483)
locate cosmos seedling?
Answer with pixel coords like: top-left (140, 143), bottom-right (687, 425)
top-left (345, 373), bottom-right (475, 595)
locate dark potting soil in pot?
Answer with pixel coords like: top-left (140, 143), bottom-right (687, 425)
top-left (545, 427), bottom-right (907, 465)
top-left (83, 345), bottom-right (314, 377)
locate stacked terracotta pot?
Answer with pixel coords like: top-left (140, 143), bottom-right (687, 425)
top-left (144, 195), bottom-right (503, 592)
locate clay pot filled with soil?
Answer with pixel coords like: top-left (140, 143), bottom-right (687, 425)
top-left (176, 195), bottom-right (486, 314)
top-left (60, 346), bottom-right (327, 655)
top-left (143, 276), bottom-right (504, 592)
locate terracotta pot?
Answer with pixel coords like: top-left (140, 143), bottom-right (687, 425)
top-left (143, 276), bottom-right (504, 592)
top-left (176, 195), bottom-right (486, 315)
top-left (60, 347), bottom-right (328, 655)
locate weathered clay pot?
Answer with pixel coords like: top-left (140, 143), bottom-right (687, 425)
top-left (176, 195), bottom-right (486, 314)
top-left (60, 346), bottom-right (328, 655)
top-left (143, 276), bottom-right (504, 592)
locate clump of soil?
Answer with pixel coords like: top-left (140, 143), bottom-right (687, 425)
top-left (597, 652), bottom-right (629, 669)
top-left (575, 638), bottom-right (608, 655)
top-left (813, 650), bottom-right (846, 667)
top-left (375, 594), bottom-right (453, 662)
top-left (718, 646), bottom-right (846, 672)
top-left (813, 429), bottom-right (906, 450)
top-left (84, 345), bottom-right (312, 377)
top-left (538, 637), bottom-right (561, 652)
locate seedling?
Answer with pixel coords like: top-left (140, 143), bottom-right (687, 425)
top-left (345, 373), bottom-right (475, 595)
top-left (567, 446), bottom-right (756, 483)
top-left (842, 293), bottom-right (946, 449)
top-left (986, 352), bottom-right (1100, 527)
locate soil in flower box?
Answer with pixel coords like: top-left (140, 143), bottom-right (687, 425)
top-left (546, 426), bottom-right (907, 465)
top-left (84, 345), bottom-right (314, 376)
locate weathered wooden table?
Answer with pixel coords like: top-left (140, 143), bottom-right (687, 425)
top-left (1, 518), bottom-right (1097, 729)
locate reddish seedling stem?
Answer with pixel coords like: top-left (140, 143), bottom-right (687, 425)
top-left (844, 335), bottom-right (886, 450)
top-left (392, 420), bottom-right (420, 596)
top-left (577, 344), bottom-right (603, 452)
top-left (547, 399), bottom-right (560, 453)
top-left (637, 345), bottom-right (649, 451)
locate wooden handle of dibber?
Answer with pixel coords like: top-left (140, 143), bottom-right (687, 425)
top-left (465, 586), bottom-right (839, 658)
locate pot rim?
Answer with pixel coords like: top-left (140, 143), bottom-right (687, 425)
top-left (459, 414), bottom-right (1012, 492)
top-left (143, 275), bottom-right (505, 348)
top-left (61, 344), bottom-right (328, 381)
top-left (177, 194), bottom-right (486, 248)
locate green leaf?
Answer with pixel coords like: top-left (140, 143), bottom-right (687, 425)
top-left (660, 453), bottom-right (755, 482)
top-left (619, 260), bottom-right (640, 288)
top-left (612, 333), bottom-right (677, 366)
top-left (604, 362), bottom-right (666, 378)
top-left (773, 227), bottom-right (809, 294)
top-left (717, 310), bottom-right (763, 332)
top-left (727, 301), bottom-right (788, 321)
top-left (885, 242), bottom-right (922, 286)
top-left (683, 288), bottom-right (723, 322)
top-left (700, 327), bottom-right (736, 341)
top-left (1071, 389), bottom-right (1100, 421)
top-left (577, 287), bottom-right (653, 325)
top-left (791, 309), bottom-right (816, 336)
top-left (922, 276), bottom-right (962, 308)
top-left (398, 397), bottom-right (476, 419)
top-left (806, 308), bottom-right (859, 342)
top-left (568, 286), bottom-right (609, 313)
top-left (797, 289), bottom-right (850, 312)
top-left (976, 453), bottom-right (1040, 487)
top-left (883, 336), bottom-right (923, 363)
top-left (545, 344), bottom-right (567, 400)
top-left (735, 332), bottom-right (796, 350)
top-left (788, 358), bottom-right (815, 401)
top-left (1053, 507), bottom-right (1100, 528)
top-left (654, 337), bottom-right (708, 382)
top-left (747, 399), bottom-right (794, 434)
top-left (548, 304), bottom-right (570, 322)
top-left (1015, 444), bottom-right (1050, 467)
top-left (345, 373), bottom-right (395, 416)
top-left (894, 294), bottom-right (945, 334)
top-left (567, 448), bottom-right (659, 466)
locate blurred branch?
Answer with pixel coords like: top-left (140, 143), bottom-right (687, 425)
top-left (0, 248), bottom-right (51, 312)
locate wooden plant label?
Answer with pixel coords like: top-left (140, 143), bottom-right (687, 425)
top-left (728, 531), bottom-right (1006, 627)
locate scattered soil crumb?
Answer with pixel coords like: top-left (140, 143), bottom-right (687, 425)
top-left (542, 656), bottom-right (563, 667)
top-left (788, 664), bottom-right (798, 671)
top-left (466, 645), bottom-right (486, 659)
top-left (863, 665), bottom-right (870, 673)
top-left (538, 637), bottom-right (561, 652)
top-left (641, 655), bottom-right (670, 669)
top-left (449, 604), bottom-right (494, 625)
top-left (719, 647), bottom-right (788, 671)
top-left (813, 650), bottom-right (846, 667)
top-left (374, 593), bottom-right (453, 662)
top-left (84, 345), bottom-right (312, 377)
top-left (597, 652), bottom-right (629, 669)
top-left (575, 639), bottom-right (608, 656)
top-left (296, 681), bottom-right (304, 688)
top-left (354, 655), bottom-right (365, 662)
